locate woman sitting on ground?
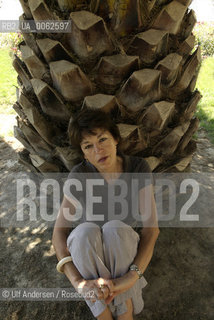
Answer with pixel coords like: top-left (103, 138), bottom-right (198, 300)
top-left (52, 109), bottom-right (159, 320)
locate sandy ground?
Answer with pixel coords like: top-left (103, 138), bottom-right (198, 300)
top-left (0, 115), bottom-right (213, 320)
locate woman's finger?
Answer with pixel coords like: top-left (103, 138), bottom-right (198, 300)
top-left (100, 285), bottom-right (109, 300)
top-left (102, 279), bottom-right (115, 293)
top-left (105, 292), bottom-right (117, 304)
top-left (93, 287), bottom-right (104, 300)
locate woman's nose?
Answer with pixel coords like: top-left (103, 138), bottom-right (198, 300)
top-left (94, 143), bottom-right (102, 153)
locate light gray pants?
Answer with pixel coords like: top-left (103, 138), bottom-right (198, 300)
top-left (67, 220), bottom-right (147, 318)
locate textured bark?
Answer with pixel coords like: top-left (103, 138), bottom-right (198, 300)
top-left (144, 156), bottom-right (160, 171)
top-left (17, 117), bottom-right (52, 158)
top-left (18, 149), bottom-right (40, 173)
top-left (29, 154), bottom-right (60, 172)
top-left (96, 54), bottom-right (139, 91)
top-left (177, 117), bottom-right (199, 152)
top-left (152, 0), bottom-right (189, 34)
top-left (12, 55), bottom-right (32, 92)
top-left (55, 146), bottom-right (79, 170)
top-left (128, 29), bottom-right (168, 65)
top-left (36, 38), bottom-right (77, 64)
top-left (13, 0), bottom-right (202, 173)
top-left (183, 90), bottom-right (202, 121)
top-left (155, 53), bottom-right (182, 86)
top-left (82, 94), bottom-right (119, 113)
top-left (20, 45), bottom-right (49, 80)
top-left (28, 0), bottom-right (58, 21)
top-left (65, 11), bottom-right (113, 62)
top-left (18, 93), bottom-right (60, 145)
top-left (13, 102), bottom-right (27, 120)
top-left (139, 101), bottom-right (175, 135)
top-left (14, 126), bottom-right (35, 154)
top-left (57, 0), bottom-right (74, 11)
top-left (30, 78), bottom-right (72, 121)
top-left (178, 34), bottom-right (195, 57)
top-left (118, 69), bottom-right (161, 112)
top-left (117, 123), bottom-right (147, 154)
top-left (19, 0), bottom-right (32, 18)
top-left (50, 60), bottom-right (93, 102)
top-left (153, 122), bottom-right (190, 156)
top-left (19, 15), bottom-right (41, 56)
top-left (168, 47), bottom-right (201, 98)
top-left (180, 9), bottom-right (197, 39)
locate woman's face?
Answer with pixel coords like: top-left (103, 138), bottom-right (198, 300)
top-left (80, 128), bottom-right (118, 172)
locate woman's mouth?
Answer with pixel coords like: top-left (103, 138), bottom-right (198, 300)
top-left (98, 156), bottom-right (108, 163)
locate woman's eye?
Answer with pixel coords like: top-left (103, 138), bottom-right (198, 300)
top-left (85, 145), bottom-right (92, 149)
top-left (100, 137), bottom-right (107, 142)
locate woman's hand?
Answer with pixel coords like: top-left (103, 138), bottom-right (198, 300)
top-left (74, 271), bottom-right (138, 304)
top-left (104, 271), bottom-right (139, 304)
top-left (75, 278), bottom-right (111, 303)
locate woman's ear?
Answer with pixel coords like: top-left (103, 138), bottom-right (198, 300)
top-left (83, 153), bottom-right (88, 161)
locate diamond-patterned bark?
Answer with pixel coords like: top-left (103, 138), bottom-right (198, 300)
top-left (13, 0), bottom-right (201, 173)
top-left (50, 60), bottom-right (93, 102)
top-left (118, 69), bottom-right (161, 112)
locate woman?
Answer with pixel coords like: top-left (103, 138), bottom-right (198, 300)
top-left (52, 110), bottom-right (159, 320)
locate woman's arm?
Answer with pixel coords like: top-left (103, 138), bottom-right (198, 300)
top-left (52, 196), bottom-right (84, 289)
top-left (130, 183), bottom-right (160, 276)
top-left (52, 196), bottom-right (110, 301)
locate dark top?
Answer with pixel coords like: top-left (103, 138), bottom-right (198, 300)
top-left (64, 155), bottom-right (153, 227)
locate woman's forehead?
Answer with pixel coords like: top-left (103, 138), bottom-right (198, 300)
top-left (81, 128), bottom-right (108, 143)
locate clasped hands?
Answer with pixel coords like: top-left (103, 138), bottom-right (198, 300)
top-left (76, 271), bottom-right (138, 304)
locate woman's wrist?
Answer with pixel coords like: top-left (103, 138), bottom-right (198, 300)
top-left (61, 262), bottom-right (84, 289)
top-left (56, 256), bottom-right (73, 273)
top-left (127, 270), bottom-right (139, 282)
top-left (72, 277), bottom-right (85, 290)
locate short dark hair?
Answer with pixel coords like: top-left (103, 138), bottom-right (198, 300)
top-left (68, 109), bottom-right (122, 155)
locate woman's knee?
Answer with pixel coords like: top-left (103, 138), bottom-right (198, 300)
top-left (76, 222), bottom-right (101, 239)
top-left (67, 222), bottom-right (101, 248)
top-left (102, 220), bottom-right (134, 238)
top-left (102, 220), bottom-right (129, 231)
top-left (101, 220), bottom-right (139, 255)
